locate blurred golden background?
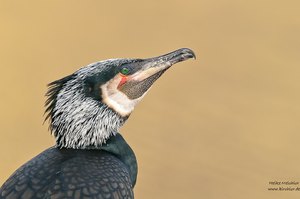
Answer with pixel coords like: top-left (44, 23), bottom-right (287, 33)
top-left (0, 0), bottom-right (300, 198)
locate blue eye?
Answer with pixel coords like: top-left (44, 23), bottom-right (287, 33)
top-left (120, 67), bottom-right (130, 75)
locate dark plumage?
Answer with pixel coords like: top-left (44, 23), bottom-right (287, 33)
top-left (0, 134), bottom-right (136, 199)
top-left (0, 48), bottom-right (195, 199)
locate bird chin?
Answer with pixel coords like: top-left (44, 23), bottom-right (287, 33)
top-left (100, 75), bottom-right (146, 117)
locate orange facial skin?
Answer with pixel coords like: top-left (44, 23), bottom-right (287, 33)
top-left (118, 74), bottom-right (128, 89)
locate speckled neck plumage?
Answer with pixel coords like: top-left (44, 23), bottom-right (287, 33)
top-left (47, 77), bottom-right (127, 149)
top-left (45, 60), bottom-right (132, 149)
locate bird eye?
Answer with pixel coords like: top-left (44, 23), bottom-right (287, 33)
top-left (120, 67), bottom-right (130, 75)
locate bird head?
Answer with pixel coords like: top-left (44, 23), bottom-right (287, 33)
top-left (45, 48), bottom-right (195, 149)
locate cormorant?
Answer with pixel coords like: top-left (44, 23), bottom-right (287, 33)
top-left (0, 48), bottom-right (195, 199)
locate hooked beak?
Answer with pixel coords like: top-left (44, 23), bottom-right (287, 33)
top-left (118, 48), bottom-right (196, 99)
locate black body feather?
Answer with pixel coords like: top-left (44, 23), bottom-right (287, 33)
top-left (0, 134), bottom-right (137, 199)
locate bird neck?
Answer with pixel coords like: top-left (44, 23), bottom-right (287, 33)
top-left (51, 93), bottom-right (128, 149)
top-left (98, 133), bottom-right (138, 187)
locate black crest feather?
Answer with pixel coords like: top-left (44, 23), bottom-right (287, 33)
top-left (44, 74), bottom-right (75, 124)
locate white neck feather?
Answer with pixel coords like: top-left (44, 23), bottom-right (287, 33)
top-left (51, 79), bottom-right (125, 149)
